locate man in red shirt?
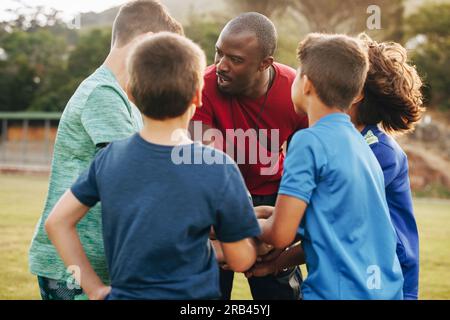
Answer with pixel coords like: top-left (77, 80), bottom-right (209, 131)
top-left (191, 13), bottom-right (307, 300)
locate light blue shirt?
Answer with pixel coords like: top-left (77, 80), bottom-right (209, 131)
top-left (279, 113), bottom-right (404, 300)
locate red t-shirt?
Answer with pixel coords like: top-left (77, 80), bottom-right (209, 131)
top-left (192, 62), bottom-right (308, 195)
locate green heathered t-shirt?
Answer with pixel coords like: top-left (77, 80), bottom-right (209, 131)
top-left (29, 65), bottom-right (143, 282)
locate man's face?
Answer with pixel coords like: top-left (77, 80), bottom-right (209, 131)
top-left (291, 68), bottom-right (306, 114)
top-left (214, 30), bottom-right (263, 95)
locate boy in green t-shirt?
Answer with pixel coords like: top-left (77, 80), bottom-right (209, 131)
top-left (28, 0), bottom-right (183, 300)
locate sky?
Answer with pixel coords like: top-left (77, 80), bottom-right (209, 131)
top-left (0, 0), bottom-right (127, 21)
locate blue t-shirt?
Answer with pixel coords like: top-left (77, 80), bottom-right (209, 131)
top-left (71, 133), bottom-right (261, 300)
top-left (362, 125), bottom-right (419, 300)
top-left (279, 113), bottom-right (404, 300)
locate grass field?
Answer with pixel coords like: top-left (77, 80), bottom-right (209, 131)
top-left (0, 173), bottom-right (449, 300)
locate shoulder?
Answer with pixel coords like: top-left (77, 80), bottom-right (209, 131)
top-left (273, 62), bottom-right (296, 82)
top-left (86, 84), bottom-right (127, 105)
top-left (94, 135), bottom-right (135, 163)
top-left (290, 129), bottom-right (326, 154)
top-left (81, 67), bottom-right (128, 106)
top-left (363, 126), bottom-right (406, 169)
top-left (193, 143), bottom-right (240, 174)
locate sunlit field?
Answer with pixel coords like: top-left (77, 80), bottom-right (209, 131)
top-left (0, 174), bottom-right (449, 300)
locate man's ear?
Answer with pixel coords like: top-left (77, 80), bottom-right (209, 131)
top-left (125, 82), bottom-right (136, 104)
top-left (259, 56), bottom-right (274, 72)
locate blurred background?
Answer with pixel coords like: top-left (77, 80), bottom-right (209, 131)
top-left (0, 0), bottom-right (449, 299)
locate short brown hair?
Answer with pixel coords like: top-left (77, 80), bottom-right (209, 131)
top-left (357, 34), bottom-right (425, 134)
top-left (128, 32), bottom-right (206, 120)
top-left (112, 0), bottom-right (183, 48)
top-left (297, 33), bottom-right (369, 110)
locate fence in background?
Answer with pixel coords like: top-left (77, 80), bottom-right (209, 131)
top-left (0, 112), bottom-right (61, 172)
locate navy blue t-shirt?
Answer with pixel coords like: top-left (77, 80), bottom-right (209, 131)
top-left (362, 125), bottom-right (419, 300)
top-left (71, 133), bottom-right (261, 300)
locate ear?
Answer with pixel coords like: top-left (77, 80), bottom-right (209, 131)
top-left (259, 56), bottom-right (274, 71)
top-left (302, 75), bottom-right (313, 96)
top-left (125, 82), bottom-right (136, 104)
top-left (190, 83), bottom-right (203, 108)
top-left (352, 91), bottom-right (365, 106)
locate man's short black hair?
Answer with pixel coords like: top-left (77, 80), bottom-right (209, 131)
top-left (224, 12), bottom-right (278, 58)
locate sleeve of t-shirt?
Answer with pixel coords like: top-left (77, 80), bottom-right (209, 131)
top-left (70, 149), bottom-right (105, 207)
top-left (192, 93), bottom-right (215, 127)
top-left (278, 130), bottom-right (327, 204)
top-left (81, 85), bottom-right (137, 147)
top-left (214, 162), bottom-right (261, 243)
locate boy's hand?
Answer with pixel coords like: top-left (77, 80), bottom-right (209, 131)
top-left (254, 206), bottom-right (275, 219)
top-left (254, 238), bottom-right (274, 256)
top-left (88, 285), bottom-right (111, 300)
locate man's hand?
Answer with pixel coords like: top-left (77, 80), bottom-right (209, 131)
top-left (257, 248), bottom-right (284, 263)
top-left (245, 260), bottom-right (278, 278)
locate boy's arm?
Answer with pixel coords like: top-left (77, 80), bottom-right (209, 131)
top-left (246, 242), bottom-right (305, 278)
top-left (220, 238), bottom-right (258, 273)
top-left (45, 190), bottom-right (110, 300)
top-left (210, 239), bottom-right (224, 263)
top-left (259, 195), bottom-right (307, 249)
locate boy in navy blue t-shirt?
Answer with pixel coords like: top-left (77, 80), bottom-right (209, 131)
top-left (45, 33), bottom-right (260, 300)
top-left (255, 34), bottom-right (404, 299)
top-left (347, 34), bottom-right (424, 299)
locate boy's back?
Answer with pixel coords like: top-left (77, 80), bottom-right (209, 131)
top-left (29, 65), bottom-right (142, 283)
top-left (280, 113), bottom-right (404, 299)
top-left (71, 133), bottom-right (261, 299)
top-left (362, 125), bottom-right (419, 299)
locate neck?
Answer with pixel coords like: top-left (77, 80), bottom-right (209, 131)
top-left (140, 116), bottom-right (192, 146)
top-left (244, 65), bottom-right (273, 99)
top-left (103, 46), bottom-right (129, 90)
top-left (347, 104), bottom-right (366, 132)
top-left (306, 98), bottom-right (345, 127)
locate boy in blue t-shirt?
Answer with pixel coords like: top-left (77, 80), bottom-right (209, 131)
top-left (347, 34), bottom-right (424, 299)
top-left (44, 33), bottom-right (260, 300)
top-left (257, 33), bottom-right (404, 299)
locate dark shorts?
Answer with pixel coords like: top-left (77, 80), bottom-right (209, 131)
top-left (219, 193), bottom-right (303, 300)
top-left (37, 276), bottom-right (88, 300)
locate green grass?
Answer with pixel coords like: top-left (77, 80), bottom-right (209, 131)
top-left (0, 174), bottom-right (449, 300)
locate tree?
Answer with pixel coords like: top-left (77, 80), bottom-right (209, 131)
top-left (0, 4), bottom-right (110, 112)
top-left (406, 2), bottom-right (450, 110)
top-left (0, 29), bottom-right (68, 111)
top-left (184, 15), bottom-right (224, 65)
top-left (226, 0), bottom-right (405, 41)
top-left (227, 0), bottom-right (291, 18)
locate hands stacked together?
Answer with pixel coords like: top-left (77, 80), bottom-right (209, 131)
top-left (212, 205), bottom-right (290, 278)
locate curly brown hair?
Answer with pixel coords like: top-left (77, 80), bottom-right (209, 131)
top-left (356, 33), bottom-right (425, 135)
